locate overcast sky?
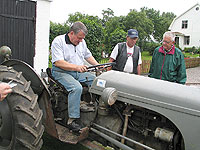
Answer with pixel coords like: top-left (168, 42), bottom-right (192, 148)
top-left (50, 0), bottom-right (200, 23)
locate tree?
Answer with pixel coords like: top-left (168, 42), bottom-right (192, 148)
top-left (141, 7), bottom-right (176, 42)
top-left (67, 12), bottom-right (86, 25)
top-left (102, 8), bottom-right (114, 26)
top-left (81, 19), bottom-right (104, 62)
top-left (110, 28), bottom-right (127, 51)
top-left (103, 16), bottom-right (126, 54)
top-left (123, 9), bottom-right (154, 47)
top-left (67, 12), bottom-right (102, 26)
top-left (49, 21), bottom-right (69, 45)
top-left (49, 8), bottom-right (177, 59)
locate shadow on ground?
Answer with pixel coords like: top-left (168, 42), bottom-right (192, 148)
top-left (41, 132), bottom-right (89, 150)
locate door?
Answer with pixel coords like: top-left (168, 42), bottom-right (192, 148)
top-left (0, 0), bottom-right (36, 66)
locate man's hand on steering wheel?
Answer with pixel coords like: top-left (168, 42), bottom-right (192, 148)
top-left (76, 65), bottom-right (88, 72)
top-left (87, 62), bottom-right (116, 72)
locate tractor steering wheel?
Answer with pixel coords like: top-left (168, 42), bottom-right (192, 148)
top-left (87, 62), bottom-right (116, 72)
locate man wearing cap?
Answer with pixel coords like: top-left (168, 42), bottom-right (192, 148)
top-left (109, 29), bottom-right (142, 75)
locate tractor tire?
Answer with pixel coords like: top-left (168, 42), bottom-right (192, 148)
top-left (0, 65), bottom-right (44, 150)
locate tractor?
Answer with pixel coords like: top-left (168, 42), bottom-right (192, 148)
top-left (0, 46), bottom-right (200, 150)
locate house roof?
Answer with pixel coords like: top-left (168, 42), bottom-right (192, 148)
top-left (169, 3), bottom-right (200, 30)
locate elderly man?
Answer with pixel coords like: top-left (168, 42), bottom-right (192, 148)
top-left (51, 21), bottom-right (99, 131)
top-left (148, 31), bottom-right (186, 84)
top-left (109, 29), bottom-right (142, 75)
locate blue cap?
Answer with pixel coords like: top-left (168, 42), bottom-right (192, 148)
top-left (128, 29), bottom-right (138, 38)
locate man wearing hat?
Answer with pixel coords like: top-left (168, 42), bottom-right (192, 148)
top-left (109, 29), bottom-right (142, 75)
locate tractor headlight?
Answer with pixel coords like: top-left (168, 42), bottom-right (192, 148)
top-left (101, 87), bottom-right (118, 106)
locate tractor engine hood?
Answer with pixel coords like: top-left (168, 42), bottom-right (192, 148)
top-left (89, 70), bottom-right (200, 117)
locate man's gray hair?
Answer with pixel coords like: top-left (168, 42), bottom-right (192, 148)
top-left (163, 31), bottom-right (175, 41)
top-left (69, 21), bottom-right (88, 35)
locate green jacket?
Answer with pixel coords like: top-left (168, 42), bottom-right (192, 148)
top-left (149, 45), bottom-right (187, 84)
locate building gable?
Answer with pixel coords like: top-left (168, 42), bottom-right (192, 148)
top-left (169, 3), bottom-right (200, 50)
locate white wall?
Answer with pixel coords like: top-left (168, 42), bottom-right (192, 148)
top-left (34, 0), bottom-right (51, 74)
top-left (170, 4), bottom-right (200, 49)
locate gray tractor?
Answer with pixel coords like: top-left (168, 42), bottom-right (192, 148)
top-left (0, 46), bottom-right (200, 150)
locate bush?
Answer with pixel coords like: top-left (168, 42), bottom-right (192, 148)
top-left (142, 42), bottom-right (161, 56)
top-left (81, 19), bottom-right (104, 62)
top-left (184, 46), bottom-right (199, 54)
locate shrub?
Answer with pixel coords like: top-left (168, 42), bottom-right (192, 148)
top-left (184, 46), bottom-right (199, 54)
top-left (142, 42), bottom-right (161, 56)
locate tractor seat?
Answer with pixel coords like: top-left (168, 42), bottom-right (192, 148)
top-left (46, 68), bottom-right (89, 93)
top-left (46, 68), bottom-right (67, 90)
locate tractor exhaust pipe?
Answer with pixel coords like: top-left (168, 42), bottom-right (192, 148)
top-left (92, 123), bottom-right (155, 150)
top-left (90, 127), bottom-right (134, 150)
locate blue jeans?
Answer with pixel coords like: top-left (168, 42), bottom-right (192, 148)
top-left (52, 65), bottom-right (95, 118)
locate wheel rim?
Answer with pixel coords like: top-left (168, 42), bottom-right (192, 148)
top-left (0, 98), bottom-right (13, 148)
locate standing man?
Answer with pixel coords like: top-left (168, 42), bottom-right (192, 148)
top-left (148, 31), bottom-right (186, 84)
top-left (51, 21), bottom-right (99, 131)
top-left (109, 29), bottom-right (142, 75)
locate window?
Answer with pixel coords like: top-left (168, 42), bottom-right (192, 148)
top-left (182, 20), bottom-right (188, 29)
top-left (184, 36), bottom-right (190, 45)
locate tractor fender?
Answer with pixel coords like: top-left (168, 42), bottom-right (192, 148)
top-left (1, 59), bottom-right (50, 96)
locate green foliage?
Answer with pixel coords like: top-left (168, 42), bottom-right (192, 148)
top-left (123, 9), bottom-right (154, 43)
top-left (109, 28), bottom-right (127, 53)
top-left (141, 51), bottom-right (152, 60)
top-left (143, 42), bottom-right (161, 55)
top-left (184, 53), bottom-right (199, 58)
top-left (67, 12), bottom-right (86, 25)
top-left (102, 8), bottom-right (114, 26)
top-left (66, 12), bottom-right (102, 26)
top-left (81, 19), bottom-right (104, 62)
top-left (49, 21), bottom-right (69, 45)
top-left (49, 7), bottom-right (177, 63)
top-left (141, 7), bottom-right (176, 42)
top-left (184, 46), bottom-right (200, 54)
top-left (103, 16), bottom-right (125, 53)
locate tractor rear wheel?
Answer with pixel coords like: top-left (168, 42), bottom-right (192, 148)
top-left (0, 65), bottom-right (44, 150)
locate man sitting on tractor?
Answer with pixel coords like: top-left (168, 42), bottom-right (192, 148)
top-left (51, 21), bottom-right (99, 132)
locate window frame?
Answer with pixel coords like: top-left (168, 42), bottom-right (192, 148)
top-left (182, 20), bottom-right (188, 29)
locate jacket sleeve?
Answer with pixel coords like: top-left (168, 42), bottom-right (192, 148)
top-left (176, 53), bottom-right (187, 84)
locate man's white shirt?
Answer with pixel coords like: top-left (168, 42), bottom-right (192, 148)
top-left (110, 43), bottom-right (142, 73)
top-left (51, 34), bottom-right (92, 65)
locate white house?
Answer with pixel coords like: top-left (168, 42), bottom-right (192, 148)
top-left (34, 0), bottom-right (52, 74)
top-left (169, 3), bottom-right (200, 50)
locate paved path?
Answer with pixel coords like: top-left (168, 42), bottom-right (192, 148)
top-left (186, 66), bottom-right (200, 83)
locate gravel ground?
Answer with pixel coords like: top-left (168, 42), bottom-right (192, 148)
top-left (186, 66), bottom-right (200, 83)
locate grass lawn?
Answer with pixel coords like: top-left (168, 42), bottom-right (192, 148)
top-left (141, 51), bottom-right (152, 60)
top-left (184, 53), bottom-right (199, 58)
top-left (99, 51), bottom-right (153, 63)
top-left (141, 51), bottom-right (199, 60)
